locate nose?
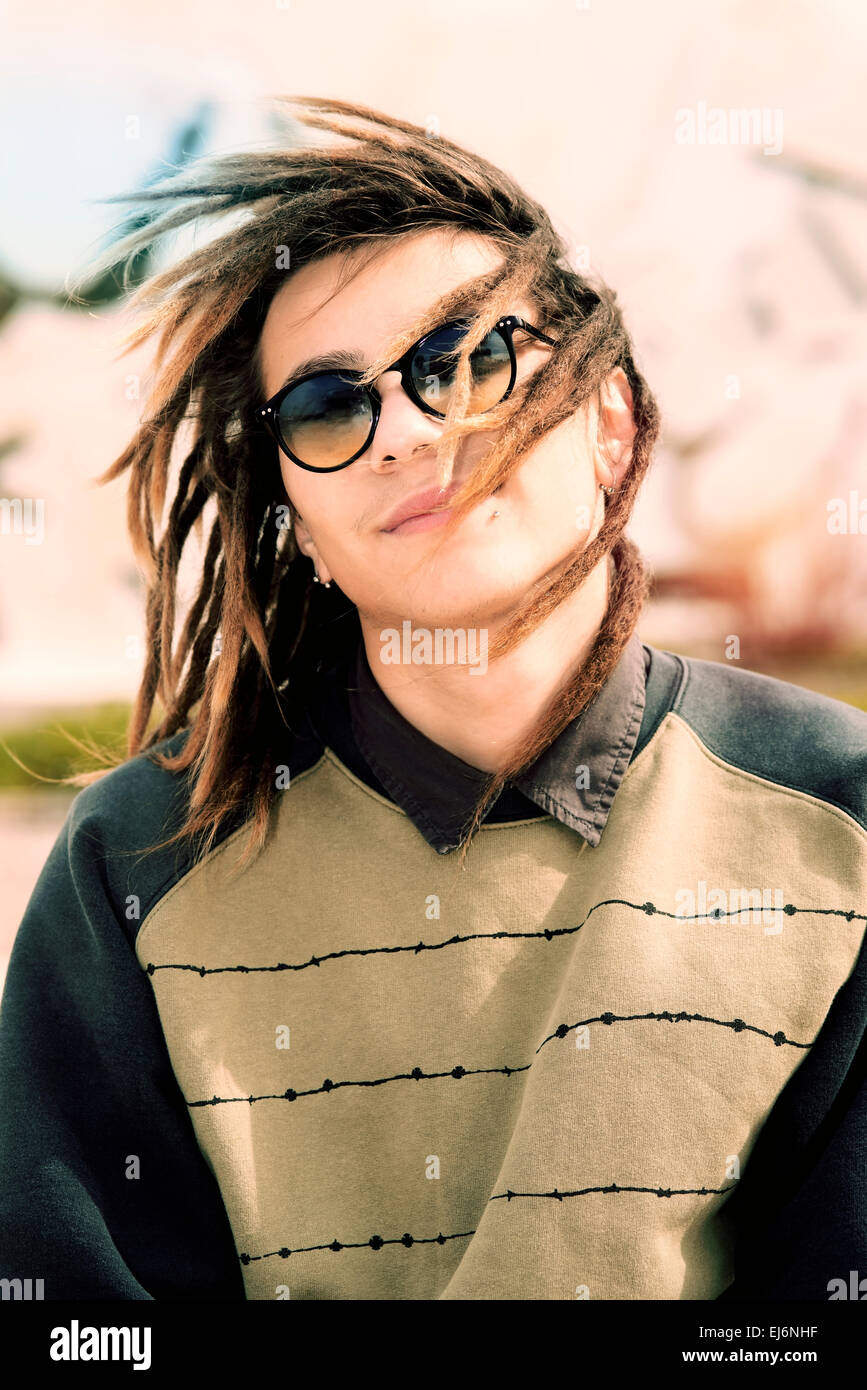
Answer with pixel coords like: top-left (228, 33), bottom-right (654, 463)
top-left (365, 369), bottom-right (443, 472)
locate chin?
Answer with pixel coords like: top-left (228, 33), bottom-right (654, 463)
top-left (398, 572), bottom-right (529, 625)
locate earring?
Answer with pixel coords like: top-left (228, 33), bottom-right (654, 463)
top-left (311, 558), bottom-right (332, 589)
top-left (491, 509), bottom-right (500, 518)
top-left (600, 483), bottom-right (615, 496)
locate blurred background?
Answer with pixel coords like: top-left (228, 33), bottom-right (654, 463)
top-left (1, 0), bottom-right (866, 982)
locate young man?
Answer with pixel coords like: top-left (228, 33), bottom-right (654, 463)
top-left (0, 97), bottom-right (865, 1302)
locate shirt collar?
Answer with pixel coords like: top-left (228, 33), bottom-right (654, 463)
top-left (346, 626), bottom-right (649, 855)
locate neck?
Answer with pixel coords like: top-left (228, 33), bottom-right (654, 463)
top-left (358, 553), bottom-right (612, 772)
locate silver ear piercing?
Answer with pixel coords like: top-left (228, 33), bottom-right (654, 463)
top-left (311, 563), bottom-right (332, 589)
top-left (600, 484), bottom-right (615, 495)
top-left (491, 509), bottom-right (500, 517)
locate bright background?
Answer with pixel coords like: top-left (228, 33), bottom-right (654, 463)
top-left (1, 0), bottom-right (866, 980)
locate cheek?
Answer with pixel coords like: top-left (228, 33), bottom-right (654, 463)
top-left (511, 422), bottom-right (599, 541)
top-left (291, 488), bottom-right (369, 585)
top-left (280, 466), bottom-right (304, 517)
top-left (280, 470), bottom-right (341, 540)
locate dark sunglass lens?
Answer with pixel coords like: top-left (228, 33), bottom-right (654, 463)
top-left (411, 324), bottom-right (512, 413)
top-left (277, 375), bottom-right (372, 468)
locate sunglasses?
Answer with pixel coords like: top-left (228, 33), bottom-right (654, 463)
top-left (258, 313), bottom-right (557, 472)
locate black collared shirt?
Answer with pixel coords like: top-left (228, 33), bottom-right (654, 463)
top-left (308, 628), bottom-right (650, 855)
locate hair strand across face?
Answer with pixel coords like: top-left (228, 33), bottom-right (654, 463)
top-left (61, 95), bottom-right (660, 875)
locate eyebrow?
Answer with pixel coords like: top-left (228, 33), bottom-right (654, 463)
top-left (270, 293), bottom-right (478, 399)
top-left (274, 348), bottom-right (369, 396)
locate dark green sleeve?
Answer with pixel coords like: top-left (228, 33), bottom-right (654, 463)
top-left (0, 782), bottom-right (246, 1300)
top-left (717, 921), bottom-right (867, 1300)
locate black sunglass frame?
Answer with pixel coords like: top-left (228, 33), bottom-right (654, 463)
top-left (258, 314), bottom-right (557, 472)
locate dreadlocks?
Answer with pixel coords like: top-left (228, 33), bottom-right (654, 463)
top-left (66, 95), bottom-right (660, 874)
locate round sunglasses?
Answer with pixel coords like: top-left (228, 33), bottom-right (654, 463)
top-left (258, 313), bottom-right (557, 472)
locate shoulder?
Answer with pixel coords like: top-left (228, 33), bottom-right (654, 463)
top-left (67, 728), bottom-right (198, 850)
top-left (653, 647), bottom-right (867, 834)
top-left (63, 717), bottom-right (324, 932)
top-left (60, 730), bottom-right (211, 933)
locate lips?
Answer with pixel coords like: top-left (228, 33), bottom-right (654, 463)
top-left (380, 481), bottom-right (462, 533)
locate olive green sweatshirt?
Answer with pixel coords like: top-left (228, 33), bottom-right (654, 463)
top-left (1, 633), bottom-right (866, 1300)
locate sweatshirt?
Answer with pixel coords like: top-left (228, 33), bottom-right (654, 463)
top-left (0, 630), bottom-right (865, 1300)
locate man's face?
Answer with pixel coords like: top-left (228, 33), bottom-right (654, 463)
top-left (257, 226), bottom-right (625, 630)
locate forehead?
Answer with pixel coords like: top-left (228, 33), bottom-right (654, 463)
top-left (257, 227), bottom-right (507, 397)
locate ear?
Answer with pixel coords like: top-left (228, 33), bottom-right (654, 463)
top-left (595, 367), bottom-right (636, 491)
top-left (290, 504), bottom-right (333, 585)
